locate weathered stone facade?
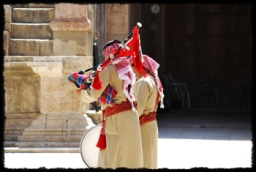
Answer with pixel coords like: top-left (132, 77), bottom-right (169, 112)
top-left (3, 3), bottom-right (130, 148)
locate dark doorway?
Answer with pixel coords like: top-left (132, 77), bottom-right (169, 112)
top-left (129, 3), bottom-right (253, 108)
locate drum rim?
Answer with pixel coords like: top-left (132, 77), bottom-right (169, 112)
top-left (80, 124), bottom-right (101, 168)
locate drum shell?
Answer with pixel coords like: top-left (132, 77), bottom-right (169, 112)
top-left (80, 124), bottom-right (101, 168)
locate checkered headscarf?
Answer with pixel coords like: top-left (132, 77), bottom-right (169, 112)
top-left (103, 40), bottom-right (121, 57)
top-left (129, 54), bottom-right (164, 108)
top-left (98, 40), bottom-right (137, 110)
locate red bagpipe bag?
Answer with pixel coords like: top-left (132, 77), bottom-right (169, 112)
top-left (67, 71), bottom-right (90, 90)
top-left (68, 72), bottom-right (117, 105)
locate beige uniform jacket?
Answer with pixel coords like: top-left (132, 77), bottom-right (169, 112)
top-left (133, 74), bottom-right (159, 169)
top-left (80, 64), bottom-right (143, 169)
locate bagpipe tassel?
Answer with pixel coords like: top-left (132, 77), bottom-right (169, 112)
top-left (96, 128), bottom-right (106, 150)
top-left (91, 58), bottom-right (111, 90)
top-left (96, 116), bottom-right (106, 150)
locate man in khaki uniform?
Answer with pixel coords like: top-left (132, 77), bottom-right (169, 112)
top-left (129, 54), bottom-right (164, 169)
top-left (77, 40), bottom-right (144, 169)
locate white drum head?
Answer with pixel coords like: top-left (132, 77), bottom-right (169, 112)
top-left (80, 124), bottom-right (101, 168)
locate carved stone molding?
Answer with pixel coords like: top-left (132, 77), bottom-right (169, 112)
top-left (50, 3), bottom-right (91, 32)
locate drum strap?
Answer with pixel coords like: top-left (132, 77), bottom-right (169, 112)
top-left (96, 99), bottom-right (137, 150)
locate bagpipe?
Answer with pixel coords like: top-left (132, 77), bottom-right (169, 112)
top-left (68, 22), bottom-right (144, 111)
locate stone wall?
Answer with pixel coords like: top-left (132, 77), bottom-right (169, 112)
top-left (3, 2), bottom-right (134, 147)
top-left (93, 4), bottom-right (130, 64)
top-left (3, 3), bottom-right (97, 147)
top-left (107, 4), bottom-right (129, 42)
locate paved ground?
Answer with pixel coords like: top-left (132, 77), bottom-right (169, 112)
top-left (3, 107), bottom-right (253, 170)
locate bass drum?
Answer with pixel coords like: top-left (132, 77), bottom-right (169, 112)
top-left (80, 124), bottom-right (101, 168)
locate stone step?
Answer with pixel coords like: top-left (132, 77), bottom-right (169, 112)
top-left (27, 3), bottom-right (55, 8)
top-left (12, 8), bottom-right (55, 23)
top-left (17, 135), bottom-right (83, 142)
top-left (5, 113), bottom-right (41, 130)
top-left (9, 39), bottom-right (53, 56)
top-left (11, 23), bottom-right (53, 39)
top-left (14, 141), bottom-right (80, 148)
top-left (9, 4), bottom-right (30, 8)
top-left (4, 113), bottom-right (42, 142)
top-left (10, 4), bottom-right (55, 8)
top-left (4, 147), bottom-right (80, 153)
top-left (4, 56), bottom-right (36, 62)
top-left (4, 141), bottom-right (17, 147)
top-left (5, 118), bottom-right (41, 130)
top-left (3, 55), bottom-right (91, 63)
top-left (4, 130), bottom-right (23, 136)
top-left (5, 112), bottom-right (42, 119)
top-left (5, 119), bottom-right (39, 131)
top-left (4, 134), bottom-right (22, 141)
top-left (3, 55), bottom-right (68, 64)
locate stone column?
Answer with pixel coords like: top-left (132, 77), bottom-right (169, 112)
top-left (50, 3), bottom-right (92, 56)
top-left (26, 56), bottom-right (92, 115)
top-left (4, 5), bottom-right (11, 55)
top-left (107, 4), bottom-right (129, 42)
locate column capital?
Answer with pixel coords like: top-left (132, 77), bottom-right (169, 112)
top-left (50, 3), bottom-right (91, 31)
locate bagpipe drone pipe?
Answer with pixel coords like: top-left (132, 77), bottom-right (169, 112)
top-left (67, 22), bottom-right (143, 111)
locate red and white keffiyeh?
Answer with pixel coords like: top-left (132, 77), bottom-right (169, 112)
top-left (91, 27), bottom-right (144, 110)
top-left (91, 25), bottom-right (144, 91)
top-left (112, 57), bottom-right (136, 109)
top-left (95, 40), bottom-right (137, 110)
top-left (129, 54), bottom-right (164, 108)
top-left (103, 40), bottom-right (120, 57)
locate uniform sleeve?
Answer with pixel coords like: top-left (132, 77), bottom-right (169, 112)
top-left (134, 79), bottom-right (150, 116)
top-left (80, 65), bottom-right (114, 104)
